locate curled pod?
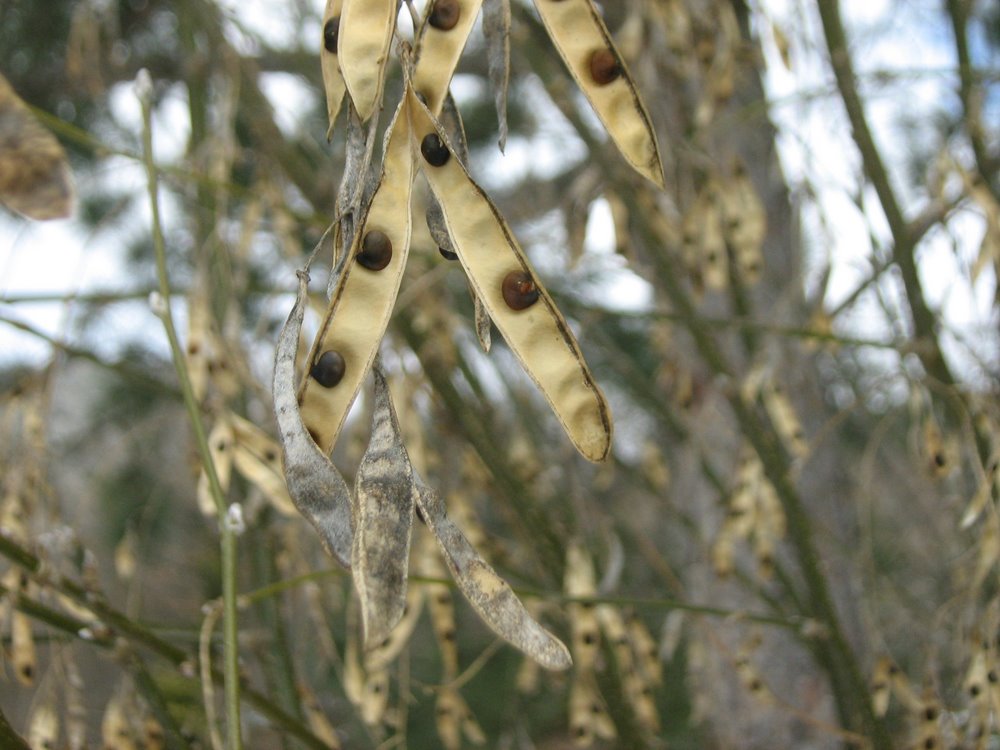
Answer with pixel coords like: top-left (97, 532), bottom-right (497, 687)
top-left (311, 350), bottom-right (346, 388)
top-left (501, 270), bottom-right (540, 310)
top-left (589, 49), bottom-right (621, 85)
top-left (421, 134), bottom-right (451, 167)
top-left (429, 0), bottom-right (461, 30)
top-left (358, 229), bottom-right (393, 270)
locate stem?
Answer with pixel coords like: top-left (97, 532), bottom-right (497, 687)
top-left (137, 81), bottom-right (243, 750)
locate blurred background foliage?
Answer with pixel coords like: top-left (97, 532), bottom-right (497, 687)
top-left (1, 0), bottom-right (999, 748)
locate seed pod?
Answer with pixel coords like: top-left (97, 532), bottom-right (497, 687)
top-left (198, 417), bottom-right (234, 516)
top-left (413, 474), bottom-right (573, 670)
top-left (352, 365), bottom-right (415, 649)
top-left (409, 89), bottom-right (612, 462)
top-left (420, 133), bottom-right (451, 167)
top-left (338, 0), bottom-right (396, 120)
top-left (299, 683), bottom-right (342, 749)
top-left (272, 272), bottom-right (354, 568)
top-left (364, 586), bottom-right (425, 671)
top-left (28, 703), bottom-right (58, 750)
top-left (482, 0), bottom-right (511, 150)
top-left (12, 611), bottom-right (35, 686)
top-left (360, 668), bottom-right (390, 726)
top-left (429, 0), bottom-right (461, 29)
top-left (501, 270), bottom-right (540, 310)
top-left (532, 0), bottom-right (663, 187)
top-left (565, 544), bottom-right (599, 670)
top-left (0, 73), bottom-right (75, 220)
top-left (320, 0), bottom-right (346, 137)
top-left (299, 98), bottom-right (413, 455)
top-left (229, 413), bottom-right (297, 516)
top-left (357, 229), bottom-right (392, 270)
top-left (412, 0), bottom-right (484, 116)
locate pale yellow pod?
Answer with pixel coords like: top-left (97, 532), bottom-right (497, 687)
top-left (299, 99), bottom-right (414, 455)
top-left (338, 0), bottom-right (396, 121)
top-left (198, 418), bottom-right (234, 516)
top-left (412, 0), bottom-right (484, 116)
top-left (27, 703), bottom-right (58, 750)
top-left (531, 0), bottom-right (663, 188)
top-left (229, 414), bottom-right (296, 516)
top-left (321, 0), bottom-right (347, 137)
top-left (101, 695), bottom-right (136, 750)
top-left (299, 683), bottom-right (342, 748)
top-left (360, 668), bottom-right (390, 726)
top-left (409, 90), bottom-right (612, 462)
top-left (11, 610), bottom-right (36, 686)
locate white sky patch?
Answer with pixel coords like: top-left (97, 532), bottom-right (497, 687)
top-left (259, 72), bottom-right (319, 138)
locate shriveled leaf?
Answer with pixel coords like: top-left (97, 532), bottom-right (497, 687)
top-left (409, 89), bottom-right (612, 462)
top-left (0, 73), bottom-right (75, 220)
top-left (413, 474), bottom-right (572, 670)
top-left (272, 271), bottom-right (353, 567)
top-left (412, 0), bottom-right (485, 116)
top-left (482, 0), bottom-right (511, 151)
top-left (338, 0), bottom-right (396, 121)
top-left (320, 0), bottom-right (347, 137)
top-left (531, 0), bottom-right (664, 188)
top-left (352, 364), bottom-right (415, 648)
top-left (300, 98), bottom-right (414, 455)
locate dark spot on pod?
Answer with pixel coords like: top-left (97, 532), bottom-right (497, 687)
top-left (582, 631), bottom-right (597, 645)
top-left (371, 682), bottom-right (382, 693)
top-left (438, 246), bottom-right (458, 261)
top-left (428, 0), bottom-right (460, 30)
top-left (748, 678), bottom-right (763, 692)
top-left (970, 683), bottom-right (982, 697)
top-left (264, 449), bottom-right (277, 463)
top-left (574, 726), bottom-right (588, 738)
top-left (501, 270), bottom-right (540, 310)
top-left (590, 703), bottom-right (601, 714)
top-left (310, 350), bottom-right (346, 388)
top-left (441, 628), bottom-right (456, 642)
top-left (323, 17), bottom-right (340, 53)
top-left (20, 664), bottom-right (32, 679)
top-left (187, 342), bottom-right (200, 355)
top-left (589, 49), bottom-right (622, 85)
top-left (989, 670), bottom-right (998, 683)
top-left (923, 706), bottom-right (938, 722)
top-left (357, 230), bottom-right (392, 270)
top-left (421, 133), bottom-right (450, 167)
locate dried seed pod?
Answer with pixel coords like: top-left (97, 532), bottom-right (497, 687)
top-left (0, 73), bottom-right (75, 220)
top-left (299, 683), bottom-right (342, 749)
top-left (12, 611), bottom-right (36, 686)
top-left (420, 133), bottom-right (451, 167)
top-left (482, 0), bottom-right (511, 150)
top-left (198, 417), bottom-right (234, 516)
top-left (229, 413), bottom-right (297, 516)
top-left (311, 350), bottom-right (346, 388)
top-left (364, 586), bottom-right (425, 671)
top-left (413, 474), bottom-right (572, 670)
top-left (272, 272), bottom-right (354, 567)
top-left (532, 0), bottom-right (663, 187)
top-left (357, 229), bottom-right (393, 271)
top-left (352, 365), bottom-right (415, 648)
top-left (410, 89), bottom-right (612, 462)
top-left (360, 668), bottom-right (390, 726)
top-left (299, 99), bottom-right (414, 455)
top-left (501, 270), bottom-right (540, 310)
top-left (589, 49), bottom-right (621, 84)
top-left (27, 703), bottom-right (58, 750)
top-left (338, 0), bottom-right (396, 120)
top-left (412, 0), bottom-right (484, 115)
top-left (320, 0), bottom-right (347, 136)
top-left (429, 0), bottom-right (461, 30)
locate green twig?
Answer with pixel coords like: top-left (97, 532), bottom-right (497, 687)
top-left (136, 71), bottom-right (243, 750)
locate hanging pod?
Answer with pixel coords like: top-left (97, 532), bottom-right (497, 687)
top-left (408, 88), bottom-right (612, 462)
top-left (338, 0), bottom-right (397, 120)
top-left (412, 0), bottom-right (484, 116)
top-left (298, 97), bottom-right (415, 456)
top-left (320, 0), bottom-right (346, 137)
top-left (531, 0), bottom-right (664, 188)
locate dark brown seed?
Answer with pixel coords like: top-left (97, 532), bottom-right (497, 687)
top-left (428, 0), bottom-right (460, 30)
top-left (421, 133), bottom-right (450, 167)
top-left (323, 17), bottom-right (340, 53)
top-left (310, 350), bottom-right (346, 388)
top-left (357, 229), bottom-right (392, 270)
top-left (589, 49), bottom-right (621, 85)
top-left (438, 246), bottom-right (458, 261)
top-left (501, 270), bottom-right (540, 310)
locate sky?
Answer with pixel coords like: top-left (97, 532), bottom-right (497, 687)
top-left (0, 0), bottom-right (995, 386)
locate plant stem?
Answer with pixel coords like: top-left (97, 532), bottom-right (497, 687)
top-left (137, 79), bottom-right (243, 750)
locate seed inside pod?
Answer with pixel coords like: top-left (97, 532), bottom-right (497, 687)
top-left (438, 246), bottom-right (458, 261)
top-left (357, 229), bottom-right (393, 270)
top-left (323, 17), bottom-right (340, 53)
top-left (589, 49), bottom-right (621, 85)
top-left (420, 133), bottom-right (450, 167)
top-left (501, 270), bottom-right (540, 310)
top-left (428, 0), bottom-right (460, 30)
top-left (310, 350), bottom-right (346, 388)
